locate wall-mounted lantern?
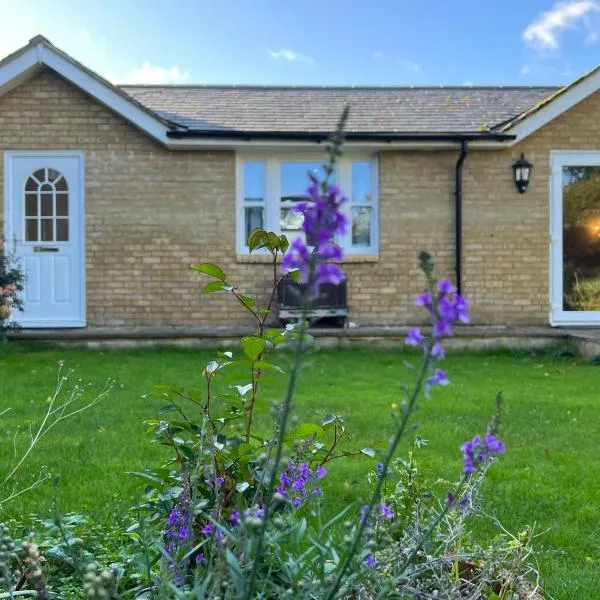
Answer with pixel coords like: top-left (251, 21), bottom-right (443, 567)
top-left (512, 153), bottom-right (532, 194)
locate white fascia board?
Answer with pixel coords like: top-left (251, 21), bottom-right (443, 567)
top-left (38, 44), bottom-right (170, 145)
top-left (507, 70), bottom-right (600, 144)
top-left (0, 42), bottom-right (170, 146)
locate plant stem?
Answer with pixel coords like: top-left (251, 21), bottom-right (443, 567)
top-left (325, 352), bottom-right (432, 600)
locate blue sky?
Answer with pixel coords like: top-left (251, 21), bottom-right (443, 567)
top-left (1, 0), bottom-right (600, 86)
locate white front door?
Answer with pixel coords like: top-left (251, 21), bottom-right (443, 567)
top-left (4, 151), bottom-right (85, 327)
top-left (550, 150), bottom-right (600, 326)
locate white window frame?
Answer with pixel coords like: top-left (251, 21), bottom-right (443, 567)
top-left (236, 152), bottom-right (379, 255)
top-left (550, 150), bottom-right (600, 326)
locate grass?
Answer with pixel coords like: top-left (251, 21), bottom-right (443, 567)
top-left (1, 342), bottom-right (599, 599)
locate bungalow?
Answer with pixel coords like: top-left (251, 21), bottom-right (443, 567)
top-left (1, 35), bottom-right (600, 331)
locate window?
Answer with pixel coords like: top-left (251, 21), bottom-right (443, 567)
top-left (24, 168), bottom-right (69, 242)
top-left (237, 154), bottom-right (378, 254)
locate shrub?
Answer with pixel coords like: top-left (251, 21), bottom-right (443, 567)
top-left (0, 242), bottom-right (25, 334)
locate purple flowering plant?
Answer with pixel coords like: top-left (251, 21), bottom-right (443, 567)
top-left (130, 109), bottom-right (523, 600)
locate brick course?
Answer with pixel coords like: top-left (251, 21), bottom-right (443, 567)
top-left (0, 69), bottom-right (597, 328)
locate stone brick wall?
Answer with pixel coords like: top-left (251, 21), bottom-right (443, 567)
top-left (1, 68), bottom-right (598, 328)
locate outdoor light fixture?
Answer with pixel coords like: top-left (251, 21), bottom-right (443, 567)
top-left (512, 153), bottom-right (532, 193)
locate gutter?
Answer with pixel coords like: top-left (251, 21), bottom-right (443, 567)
top-left (166, 129), bottom-right (516, 143)
top-left (454, 140), bottom-right (468, 295)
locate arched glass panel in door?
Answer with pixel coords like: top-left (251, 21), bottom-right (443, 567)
top-left (24, 168), bottom-right (69, 242)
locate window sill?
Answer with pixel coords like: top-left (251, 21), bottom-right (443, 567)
top-left (236, 253), bottom-right (379, 264)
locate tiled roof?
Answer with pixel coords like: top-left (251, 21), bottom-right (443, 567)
top-left (119, 85), bottom-right (559, 134)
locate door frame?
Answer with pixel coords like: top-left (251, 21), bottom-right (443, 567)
top-left (3, 150), bottom-right (86, 327)
top-left (550, 149), bottom-right (600, 326)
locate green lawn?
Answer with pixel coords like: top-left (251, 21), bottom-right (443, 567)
top-left (1, 342), bottom-right (599, 599)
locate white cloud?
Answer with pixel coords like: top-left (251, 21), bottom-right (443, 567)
top-left (372, 51), bottom-right (384, 59)
top-left (399, 58), bottom-right (423, 73)
top-left (268, 48), bottom-right (314, 64)
top-left (116, 62), bottom-right (191, 85)
top-left (522, 1), bottom-right (599, 50)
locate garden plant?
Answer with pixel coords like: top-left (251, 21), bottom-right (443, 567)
top-left (0, 112), bottom-right (542, 599)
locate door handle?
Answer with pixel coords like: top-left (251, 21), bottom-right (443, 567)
top-left (33, 246), bottom-right (59, 253)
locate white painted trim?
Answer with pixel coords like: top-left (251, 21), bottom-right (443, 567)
top-left (549, 150), bottom-right (600, 326)
top-left (235, 151), bottom-right (379, 256)
top-left (507, 70), bottom-right (600, 144)
top-left (0, 41), bottom-right (169, 145)
top-left (4, 150), bottom-right (86, 328)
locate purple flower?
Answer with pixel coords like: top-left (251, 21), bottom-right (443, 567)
top-left (293, 497), bottom-right (302, 508)
top-left (434, 319), bottom-right (453, 339)
top-left (379, 503), bottom-right (394, 520)
top-left (201, 523), bottom-right (214, 536)
top-left (229, 510), bottom-right (241, 527)
top-left (405, 327), bottom-right (424, 348)
top-left (455, 295), bottom-right (470, 323)
top-left (312, 487), bottom-right (323, 496)
top-left (298, 464), bottom-right (311, 479)
top-left (461, 431), bottom-right (505, 476)
top-left (415, 292), bottom-right (433, 310)
top-left (314, 465), bottom-right (327, 480)
top-left (425, 369), bottom-right (449, 399)
top-left (431, 343), bottom-right (445, 359)
top-left (364, 554), bottom-right (376, 568)
top-left (360, 504), bottom-right (370, 525)
top-left (195, 553), bottom-right (205, 565)
top-left (281, 180), bottom-right (348, 296)
top-left (438, 279), bottom-right (457, 295)
top-left (280, 472), bottom-right (292, 488)
top-left (446, 493), bottom-right (455, 508)
top-left (292, 477), bottom-right (307, 492)
top-left (376, 463), bottom-right (384, 476)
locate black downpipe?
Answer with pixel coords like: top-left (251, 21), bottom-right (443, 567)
top-left (454, 140), bottom-right (468, 296)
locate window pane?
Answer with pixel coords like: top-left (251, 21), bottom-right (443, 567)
top-left (41, 192), bottom-right (53, 216)
top-left (352, 161), bottom-right (372, 204)
top-left (562, 165), bottom-right (600, 310)
top-left (244, 162), bottom-right (265, 202)
top-left (352, 206), bottom-right (372, 246)
top-left (32, 169), bottom-right (45, 182)
top-left (56, 194), bottom-right (68, 216)
top-left (280, 206), bottom-right (304, 232)
top-left (41, 219), bottom-right (54, 242)
top-left (55, 176), bottom-right (68, 192)
top-left (280, 162), bottom-right (322, 201)
top-left (245, 206), bottom-right (264, 240)
top-left (25, 177), bottom-right (38, 192)
top-left (26, 219), bottom-right (38, 242)
top-left (48, 168), bottom-right (60, 182)
top-left (56, 219), bottom-right (69, 242)
top-left (25, 195), bottom-right (38, 217)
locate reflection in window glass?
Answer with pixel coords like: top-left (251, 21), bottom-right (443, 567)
top-left (562, 165), bottom-right (600, 311)
top-left (352, 207), bottom-right (372, 246)
top-left (280, 162), bottom-right (322, 234)
top-left (245, 206), bottom-right (264, 239)
top-left (244, 162), bottom-right (265, 202)
top-left (352, 162), bottom-right (372, 204)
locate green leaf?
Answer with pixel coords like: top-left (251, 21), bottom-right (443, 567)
top-left (239, 294), bottom-right (256, 309)
top-left (322, 414), bottom-right (337, 426)
top-left (235, 481), bottom-right (250, 493)
top-left (248, 228), bottom-right (268, 253)
top-left (285, 422), bottom-right (322, 441)
top-left (279, 234), bottom-right (289, 254)
top-left (254, 360), bottom-right (285, 374)
top-left (361, 447), bottom-right (376, 458)
top-left (192, 263), bottom-right (226, 280)
top-left (225, 549), bottom-right (246, 597)
top-left (241, 336), bottom-right (266, 361)
top-left (287, 268), bottom-right (301, 284)
top-left (158, 403), bottom-right (178, 415)
top-left (204, 281), bottom-right (233, 294)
